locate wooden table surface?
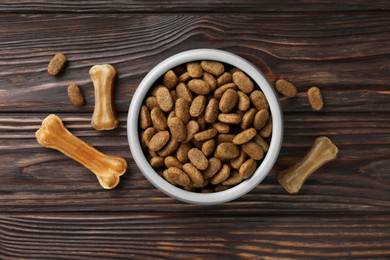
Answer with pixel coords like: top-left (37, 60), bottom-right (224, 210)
top-left (1, 1), bottom-right (389, 259)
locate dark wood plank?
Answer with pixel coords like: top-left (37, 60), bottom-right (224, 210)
top-left (0, 0), bottom-right (389, 13)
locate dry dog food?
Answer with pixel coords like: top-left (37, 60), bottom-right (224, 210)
top-left (307, 86), bottom-right (324, 111)
top-left (67, 83), bottom-right (85, 107)
top-left (275, 79), bottom-right (297, 97)
top-left (47, 53), bottom-right (66, 76)
top-left (139, 61), bottom-right (272, 192)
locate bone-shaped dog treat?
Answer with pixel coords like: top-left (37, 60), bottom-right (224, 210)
top-left (90, 64), bottom-right (118, 130)
top-left (36, 114), bottom-right (127, 189)
top-left (278, 136), bottom-right (338, 194)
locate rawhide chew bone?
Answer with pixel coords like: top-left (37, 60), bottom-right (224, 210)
top-left (278, 136), bottom-right (338, 194)
top-left (90, 64), bottom-right (118, 130)
top-left (36, 114), bottom-right (127, 189)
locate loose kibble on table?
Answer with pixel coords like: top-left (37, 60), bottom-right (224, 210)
top-left (275, 79), bottom-right (297, 97)
top-left (67, 83), bottom-right (85, 107)
top-left (307, 86), bottom-right (324, 111)
top-left (47, 53), bottom-right (67, 76)
top-left (139, 60), bottom-right (272, 192)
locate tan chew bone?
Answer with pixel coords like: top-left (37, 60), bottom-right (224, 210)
top-left (36, 114), bottom-right (127, 189)
top-left (278, 136), bottom-right (338, 194)
top-left (90, 64), bottom-right (118, 130)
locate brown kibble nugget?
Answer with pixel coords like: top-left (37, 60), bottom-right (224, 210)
top-left (216, 133), bottom-right (235, 144)
top-left (140, 105), bottom-right (152, 130)
top-left (165, 156), bottom-right (183, 169)
top-left (156, 86), bottom-right (173, 112)
top-left (194, 128), bottom-right (217, 142)
top-left (188, 148), bottom-right (209, 170)
top-left (232, 71), bottom-right (254, 94)
top-left (239, 159), bottom-right (257, 180)
top-left (219, 89), bottom-right (238, 113)
top-left (177, 143), bottom-right (192, 163)
top-left (149, 131), bottom-right (170, 151)
top-left (190, 95), bottom-right (207, 117)
top-left (308, 86), bottom-right (324, 111)
top-left (142, 127), bottom-right (157, 148)
top-left (150, 107), bottom-right (168, 131)
top-left (187, 62), bottom-right (203, 78)
top-left (150, 156), bottom-right (165, 169)
top-left (48, 53), bottom-right (66, 76)
top-left (163, 169), bottom-right (177, 186)
top-left (222, 171), bottom-right (241, 186)
top-left (253, 109), bottom-right (269, 130)
top-left (166, 167), bottom-right (190, 186)
top-left (237, 91), bottom-right (250, 111)
top-left (168, 117), bottom-right (187, 142)
top-left (202, 72), bottom-right (217, 91)
top-left (217, 72), bottom-right (232, 87)
top-left (205, 98), bottom-right (219, 123)
top-left (275, 79), bottom-right (297, 97)
top-left (197, 113), bottom-right (207, 131)
top-left (179, 72), bottom-right (191, 82)
top-left (242, 141), bottom-right (264, 160)
top-left (176, 82), bottom-right (193, 102)
top-left (253, 135), bottom-right (269, 152)
top-left (210, 164), bottom-right (230, 185)
top-left (260, 116), bottom-right (272, 138)
top-left (158, 138), bottom-right (179, 157)
top-left (175, 98), bottom-right (191, 124)
top-left (212, 122), bottom-right (230, 134)
top-left (231, 148), bottom-right (247, 169)
top-left (201, 61), bottom-right (225, 76)
top-left (250, 90), bottom-right (269, 110)
top-left (145, 96), bottom-right (159, 110)
top-left (183, 120), bottom-right (199, 143)
top-left (188, 79), bottom-right (210, 95)
top-left (233, 128), bottom-right (257, 145)
top-left (183, 163), bottom-right (205, 186)
top-left (163, 70), bottom-right (178, 89)
top-left (241, 108), bottom-right (256, 130)
top-left (202, 139), bottom-right (216, 157)
top-left (215, 143), bottom-right (239, 160)
top-left (67, 83), bottom-right (85, 107)
top-left (203, 158), bottom-right (222, 179)
top-left (214, 83), bottom-right (236, 99)
top-left (218, 113), bottom-right (241, 124)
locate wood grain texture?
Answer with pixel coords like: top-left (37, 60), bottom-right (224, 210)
top-left (0, 4), bottom-right (389, 259)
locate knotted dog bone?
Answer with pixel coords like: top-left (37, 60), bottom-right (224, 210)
top-left (278, 136), bottom-right (338, 194)
top-left (36, 114), bottom-right (127, 189)
top-left (90, 64), bottom-right (119, 130)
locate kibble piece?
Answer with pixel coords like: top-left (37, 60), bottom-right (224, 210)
top-left (163, 70), bottom-right (178, 89)
top-left (167, 117), bottom-right (187, 142)
top-left (190, 95), bottom-right (207, 117)
top-left (253, 135), bottom-right (269, 152)
top-left (201, 139), bottom-right (216, 157)
top-left (222, 171), bottom-right (241, 186)
top-left (233, 128), bottom-right (257, 145)
top-left (242, 141), bottom-right (264, 160)
top-left (165, 156), bottom-right (183, 169)
top-left (150, 156), bottom-right (165, 169)
top-left (188, 79), bottom-right (210, 95)
top-left (158, 138), bottom-right (179, 157)
top-left (151, 85), bottom-right (164, 97)
top-left (205, 98), bottom-right (219, 123)
top-left (230, 148), bottom-right (247, 169)
top-left (219, 89), bottom-right (238, 113)
top-left (218, 113), bottom-right (241, 124)
top-left (176, 83), bottom-right (193, 102)
top-left (67, 83), bottom-right (85, 107)
top-left (308, 86), bottom-right (323, 111)
top-left (250, 90), bottom-right (269, 110)
top-left (238, 159), bottom-right (257, 180)
top-left (201, 60), bottom-right (224, 76)
top-left (253, 109), bottom-right (269, 130)
top-left (149, 131), bottom-right (170, 151)
top-left (175, 98), bottom-right (191, 124)
top-left (188, 148), bottom-right (209, 170)
top-left (187, 62), bottom-right (203, 78)
top-left (168, 110), bottom-right (176, 120)
top-left (146, 96), bottom-right (159, 110)
top-left (163, 170), bottom-right (177, 186)
top-left (177, 143), bottom-right (192, 163)
top-left (179, 72), bottom-right (191, 82)
top-left (183, 163), bottom-right (205, 186)
top-left (216, 133), bottom-right (235, 144)
top-left (156, 86), bottom-right (174, 112)
top-left (214, 83), bottom-right (237, 99)
top-left (237, 91), bottom-right (250, 111)
top-left (48, 53), bottom-right (66, 76)
top-left (260, 117), bottom-right (272, 138)
top-left (232, 71), bottom-right (254, 94)
top-left (241, 108), bottom-right (257, 130)
top-left (183, 120), bottom-right (199, 143)
top-left (197, 113), bottom-right (207, 131)
top-left (150, 107), bottom-right (168, 131)
top-left (275, 79), bottom-right (297, 97)
top-left (203, 158), bottom-right (222, 179)
top-left (212, 122), bottom-right (230, 134)
top-left (217, 72), bottom-right (232, 87)
top-left (210, 164), bottom-right (230, 185)
top-left (202, 72), bottom-right (217, 91)
top-left (142, 127), bottom-right (157, 148)
top-left (166, 167), bottom-right (190, 186)
top-left (140, 105), bottom-right (152, 130)
top-left (194, 128), bottom-right (217, 142)
top-left (215, 143), bottom-right (240, 160)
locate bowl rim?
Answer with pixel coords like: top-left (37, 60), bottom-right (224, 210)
top-left (127, 49), bottom-right (283, 205)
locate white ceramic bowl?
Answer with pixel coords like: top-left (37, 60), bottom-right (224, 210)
top-left (127, 49), bottom-right (283, 205)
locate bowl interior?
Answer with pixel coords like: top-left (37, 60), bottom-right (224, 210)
top-left (127, 49), bottom-right (283, 205)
